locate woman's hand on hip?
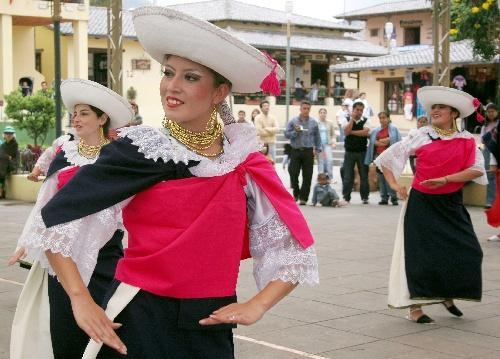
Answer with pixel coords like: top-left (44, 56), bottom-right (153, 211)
top-left (199, 300), bottom-right (266, 326)
top-left (70, 292), bottom-right (127, 355)
top-left (420, 177), bottom-right (447, 189)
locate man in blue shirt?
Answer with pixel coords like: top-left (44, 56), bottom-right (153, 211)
top-left (285, 101), bottom-right (322, 205)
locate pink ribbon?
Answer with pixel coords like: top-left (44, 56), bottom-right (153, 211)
top-left (259, 52), bottom-right (281, 96)
top-left (473, 98), bottom-right (485, 122)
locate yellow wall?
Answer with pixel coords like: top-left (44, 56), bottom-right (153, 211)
top-left (12, 25), bottom-right (44, 92)
top-left (362, 11), bottom-right (434, 47)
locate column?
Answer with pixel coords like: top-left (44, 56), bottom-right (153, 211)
top-left (0, 14), bottom-right (13, 99)
top-left (73, 20), bottom-right (88, 79)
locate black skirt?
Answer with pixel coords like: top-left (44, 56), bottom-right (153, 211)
top-left (48, 229), bottom-right (124, 359)
top-left (404, 189), bottom-right (483, 301)
top-left (97, 280), bottom-right (236, 359)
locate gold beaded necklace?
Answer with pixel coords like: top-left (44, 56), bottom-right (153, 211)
top-left (163, 106), bottom-right (224, 158)
top-left (432, 125), bottom-right (457, 137)
top-left (77, 127), bottom-right (110, 159)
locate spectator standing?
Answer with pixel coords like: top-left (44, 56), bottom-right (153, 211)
top-left (129, 101), bottom-right (143, 126)
top-left (0, 126), bottom-right (19, 198)
top-left (341, 101), bottom-right (370, 204)
top-left (343, 89), bottom-right (355, 113)
top-left (365, 111), bottom-right (402, 205)
top-left (481, 103), bottom-right (499, 209)
top-left (250, 108), bottom-right (260, 124)
top-left (237, 110), bottom-right (247, 123)
top-left (309, 79), bottom-right (320, 104)
top-left (254, 100), bottom-right (279, 161)
top-left (387, 93), bottom-right (398, 114)
top-left (317, 108), bottom-right (335, 179)
top-left (336, 101), bottom-right (349, 142)
top-left (39, 81), bottom-right (52, 97)
top-left (356, 92), bottom-right (372, 119)
top-left (409, 116), bottom-right (429, 173)
top-left (285, 101), bottom-right (321, 205)
top-left (403, 87), bottom-right (414, 120)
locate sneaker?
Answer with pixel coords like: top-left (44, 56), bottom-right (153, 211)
top-left (362, 199), bottom-right (369, 205)
top-left (378, 200), bottom-right (388, 205)
top-left (488, 235), bottom-right (500, 242)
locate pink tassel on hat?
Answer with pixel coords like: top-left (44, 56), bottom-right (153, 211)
top-left (473, 98), bottom-right (485, 123)
top-left (260, 52), bottom-right (281, 96)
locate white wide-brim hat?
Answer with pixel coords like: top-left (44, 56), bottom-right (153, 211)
top-left (132, 6), bottom-right (285, 94)
top-left (418, 86), bottom-right (476, 118)
top-left (61, 79), bottom-right (134, 129)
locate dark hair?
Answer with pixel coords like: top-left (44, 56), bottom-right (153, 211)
top-left (89, 105), bottom-right (111, 138)
top-left (486, 103), bottom-right (498, 111)
top-left (300, 100), bottom-right (311, 107)
top-left (378, 111), bottom-right (390, 118)
top-left (353, 101), bottom-right (365, 110)
top-left (238, 110), bottom-right (245, 115)
top-left (317, 173), bottom-right (329, 180)
top-left (259, 100), bottom-right (270, 109)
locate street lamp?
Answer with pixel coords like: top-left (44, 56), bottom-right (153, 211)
top-left (285, 1), bottom-right (293, 124)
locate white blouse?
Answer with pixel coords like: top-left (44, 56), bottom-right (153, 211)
top-left (20, 123), bottom-right (319, 290)
top-left (374, 126), bottom-right (487, 185)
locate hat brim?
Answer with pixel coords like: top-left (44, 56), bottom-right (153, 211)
top-left (61, 79), bottom-right (134, 129)
top-left (417, 86), bottom-right (475, 118)
top-left (133, 6), bottom-right (285, 94)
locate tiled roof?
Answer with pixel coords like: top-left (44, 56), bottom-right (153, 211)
top-left (329, 40), bottom-right (498, 72)
top-left (337, 0), bottom-right (432, 20)
top-left (225, 28), bottom-right (387, 56)
top-left (168, 0), bottom-right (359, 31)
top-left (59, 6), bottom-right (386, 57)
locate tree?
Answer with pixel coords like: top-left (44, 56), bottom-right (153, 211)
top-left (4, 90), bottom-right (56, 146)
top-left (451, 0), bottom-right (500, 61)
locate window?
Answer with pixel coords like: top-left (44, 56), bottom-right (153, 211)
top-left (404, 27), bottom-right (420, 45)
top-left (369, 28), bottom-right (379, 37)
top-left (384, 79), bottom-right (404, 115)
top-left (35, 50), bottom-right (42, 73)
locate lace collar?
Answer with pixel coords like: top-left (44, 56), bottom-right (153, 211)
top-left (118, 123), bottom-right (261, 177)
top-left (421, 126), bottom-right (474, 141)
top-left (61, 137), bottom-right (100, 166)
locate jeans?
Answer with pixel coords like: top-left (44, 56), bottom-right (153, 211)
top-left (377, 171), bottom-right (397, 202)
top-left (288, 147), bottom-right (314, 202)
top-left (266, 142), bottom-right (276, 162)
top-left (317, 144), bottom-right (333, 178)
top-left (342, 150), bottom-right (369, 201)
top-left (483, 148), bottom-right (496, 206)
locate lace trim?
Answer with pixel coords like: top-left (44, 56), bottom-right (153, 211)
top-left (62, 138), bottom-right (99, 166)
top-left (118, 123), bottom-right (260, 177)
top-left (250, 213), bottom-right (319, 290)
top-left (19, 204), bottom-right (119, 285)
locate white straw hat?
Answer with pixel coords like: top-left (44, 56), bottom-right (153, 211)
top-left (61, 79), bottom-right (134, 129)
top-left (417, 86), bottom-right (478, 118)
top-left (132, 6), bottom-right (285, 94)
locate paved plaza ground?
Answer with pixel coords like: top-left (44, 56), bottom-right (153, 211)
top-left (1, 167), bottom-right (500, 358)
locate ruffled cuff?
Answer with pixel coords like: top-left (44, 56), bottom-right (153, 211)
top-left (249, 212), bottom-right (319, 290)
top-left (373, 141), bottom-right (410, 178)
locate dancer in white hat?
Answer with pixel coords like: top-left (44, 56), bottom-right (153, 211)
top-left (9, 79), bottom-right (133, 359)
top-left (375, 86), bottom-right (487, 324)
top-left (26, 7), bottom-right (318, 358)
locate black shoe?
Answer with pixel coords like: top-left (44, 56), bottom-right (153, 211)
top-left (378, 200), bottom-right (388, 205)
top-left (443, 302), bottom-right (463, 317)
top-left (391, 200), bottom-right (399, 206)
top-left (362, 199), bottom-right (369, 205)
top-left (485, 205), bottom-right (492, 210)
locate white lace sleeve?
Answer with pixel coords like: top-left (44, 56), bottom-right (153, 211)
top-left (470, 146), bottom-right (488, 185)
top-left (374, 128), bottom-right (429, 179)
top-left (34, 135), bottom-right (70, 174)
top-left (18, 174), bottom-right (130, 285)
top-left (244, 175), bottom-right (319, 290)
